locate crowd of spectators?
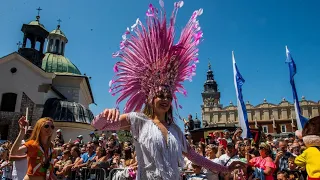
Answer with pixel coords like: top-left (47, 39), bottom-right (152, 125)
top-left (0, 121), bottom-right (318, 179)
top-left (182, 127), bottom-right (312, 180)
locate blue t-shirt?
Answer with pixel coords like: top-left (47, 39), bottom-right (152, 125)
top-left (81, 152), bottom-right (96, 163)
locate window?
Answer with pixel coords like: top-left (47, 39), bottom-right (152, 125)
top-left (61, 42), bottom-right (64, 55)
top-left (35, 41), bottom-right (41, 51)
top-left (48, 39), bottom-right (53, 52)
top-left (55, 39), bottom-right (60, 53)
top-left (281, 124), bottom-right (286, 133)
top-left (0, 93), bottom-right (17, 112)
top-left (262, 125), bottom-right (268, 133)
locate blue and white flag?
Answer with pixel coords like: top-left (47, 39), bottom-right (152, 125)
top-left (232, 51), bottom-right (252, 138)
top-left (285, 46), bottom-right (308, 130)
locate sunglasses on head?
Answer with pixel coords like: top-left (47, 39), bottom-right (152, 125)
top-left (44, 124), bottom-right (55, 129)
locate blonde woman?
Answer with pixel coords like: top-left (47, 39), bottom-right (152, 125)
top-left (11, 117), bottom-right (57, 180)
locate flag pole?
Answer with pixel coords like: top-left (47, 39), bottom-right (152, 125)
top-left (285, 46), bottom-right (308, 130)
top-left (232, 51), bottom-right (252, 138)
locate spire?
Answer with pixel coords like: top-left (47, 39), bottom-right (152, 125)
top-left (206, 59), bottom-right (213, 80)
top-left (57, 19), bottom-right (62, 29)
top-left (36, 7), bottom-right (42, 21)
top-left (203, 58), bottom-right (217, 92)
top-left (16, 41), bottom-right (22, 50)
top-left (201, 58), bottom-right (221, 109)
top-left (36, 7), bottom-right (42, 16)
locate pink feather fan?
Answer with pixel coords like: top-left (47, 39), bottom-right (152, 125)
top-left (110, 0), bottom-right (203, 113)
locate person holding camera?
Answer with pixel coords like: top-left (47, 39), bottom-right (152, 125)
top-left (274, 140), bottom-right (292, 171)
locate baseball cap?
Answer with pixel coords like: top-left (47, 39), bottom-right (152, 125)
top-left (89, 132), bottom-right (95, 135)
top-left (77, 135), bottom-right (83, 138)
top-left (227, 142), bottom-right (234, 148)
top-left (99, 137), bottom-right (104, 141)
top-left (56, 129), bottom-right (62, 133)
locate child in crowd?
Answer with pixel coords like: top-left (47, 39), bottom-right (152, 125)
top-left (187, 163), bottom-right (208, 180)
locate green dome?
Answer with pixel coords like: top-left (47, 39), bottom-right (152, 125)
top-left (42, 53), bottom-right (81, 75)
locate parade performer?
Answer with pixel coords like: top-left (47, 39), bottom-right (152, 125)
top-left (92, 0), bottom-right (245, 179)
top-left (295, 116), bottom-right (320, 179)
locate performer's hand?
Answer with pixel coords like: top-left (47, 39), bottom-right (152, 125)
top-left (92, 108), bottom-right (120, 130)
top-left (101, 108), bottom-right (120, 123)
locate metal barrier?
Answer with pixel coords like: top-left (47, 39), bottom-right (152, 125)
top-left (107, 168), bottom-right (129, 180)
top-left (82, 168), bottom-right (107, 180)
top-left (59, 167), bottom-right (132, 180)
top-left (65, 168), bottom-right (108, 180)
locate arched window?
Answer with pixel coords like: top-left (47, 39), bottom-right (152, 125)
top-left (48, 39), bottom-right (53, 52)
top-left (61, 42), bottom-right (64, 55)
top-left (35, 41), bottom-right (41, 51)
top-left (0, 93), bottom-right (17, 112)
top-left (26, 38), bottom-right (31, 48)
top-left (55, 39), bottom-right (60, 53)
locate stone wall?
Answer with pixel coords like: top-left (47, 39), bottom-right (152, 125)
top-left (20, 92), bottom-right (35, 125)
top-left (0, 92), bottom-right (36, 141)
top-left (0, 111), bottom-right (22, 141)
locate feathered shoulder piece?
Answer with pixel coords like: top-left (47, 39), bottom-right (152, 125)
top-left (110, 0), bottom-right (203, 113)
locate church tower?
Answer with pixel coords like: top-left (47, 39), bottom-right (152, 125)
top-left (18, 7), bottom-right (49, 68)
top-left (201, 62), bottom-right (221, 108)
top-left (46, 20), bottom-right (68, 56)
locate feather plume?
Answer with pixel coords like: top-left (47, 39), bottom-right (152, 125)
top-left (110, 0), bottom-right (203, 113)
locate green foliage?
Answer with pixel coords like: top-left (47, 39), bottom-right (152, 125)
top-left (117, 130), bottom-right (132, 142)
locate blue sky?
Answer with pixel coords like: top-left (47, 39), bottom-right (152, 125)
top-left (1, 0), bottom-right (320, 129)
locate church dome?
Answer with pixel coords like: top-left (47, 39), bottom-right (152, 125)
top-left (28, 20), bottom-right (45, 29)
top-left (42, 53), bottom-right (81, 75)
top-left (49, 25), bottom-right (67, 41)
top-left (42, 98), bottom-right (94, 124)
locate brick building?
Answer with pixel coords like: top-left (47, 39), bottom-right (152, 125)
top-left (200, 63), bottom-right (320, 136)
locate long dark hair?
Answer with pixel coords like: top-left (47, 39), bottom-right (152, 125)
top-left (124, 148), bottom-right (132, 160)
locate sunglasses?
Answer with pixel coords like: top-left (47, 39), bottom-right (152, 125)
top-left (157, 94), bottom-right (173, 100)
top-left (44, 124), bottom-right (55, 129)
top-left (259, 147), bottom-right (265, 150)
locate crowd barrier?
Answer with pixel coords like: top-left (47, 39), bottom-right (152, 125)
top-left (56, 167), bottom-right (201, 180)
top-left (58, 167), bottom-right (128, 180)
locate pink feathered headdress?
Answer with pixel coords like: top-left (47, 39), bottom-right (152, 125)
top-left (110, 0), bottom-right (203, 113)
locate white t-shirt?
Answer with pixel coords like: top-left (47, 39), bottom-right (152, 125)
top-left (218, 154), bottom-right (240, 166)
top-left (12, 158), bottom-right (27, 180)
top-left (12, 140), bottom-right (27, 180)
top-left (202, 158), bottom-right (220, 180)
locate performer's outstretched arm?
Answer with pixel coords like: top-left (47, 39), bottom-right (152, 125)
top-left (183, 145), bottom-right (245, 173)
top-left (183, 145), bottom-right (229, 172)
top-left (91, 109), bottom-right (130, 131)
